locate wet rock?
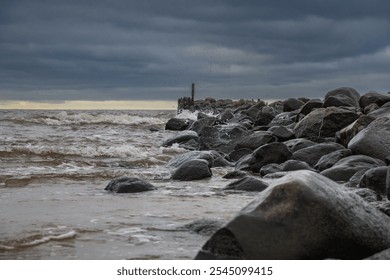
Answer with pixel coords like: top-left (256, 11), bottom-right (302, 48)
top-left (268, 112), bottom-right (297, 126)
top-left (234, 131), bottom-right (275, 151)
top-left (165, 117), bottom-right (190, 131)
top-left (105, 177), bottom-right (156, 193)
top-left (314, 149), bottom-right (352, 171)
top-left (259, 163), bottom-right (283, 176)
top-left (162, 131), bottom-right (199, 147)
top-left (359, 166), bottom-right (388, 195)
top-left (218, 109), bottom-right (235, 123)
top-left (167, 151), bottom-right (220, 168)
top-left (298, 99), bottom-right (324, 116)
top-left (171, 159), bottom-right (212, 181)
top-left (224, 177), bottom-right (269, 192)
top-left (359, 92), bottom-right (390, 108)
top-left (319, 107), bottom-right (360, 137)
top-left (348, 117), bottom-right (390, 162)
top-left (254, 112), bottom-right (275, 126)
top-left (228, 148), bottom-right (252, 162)
top-left (321, 155), bottom-right (385, 182)
top-left (284, 138), bottom-right (316, 153)
top-left (282, 160), bottom-right (315, 172)
top-left (292, 142), bottom-right (345, 167)
top-left (268, 126), bottom-right (295, 141)
top-left (184, 218), bottom-right (225, 236)
top-left (223, 170), bottom-right (248, 179)
top-left (339, 115), bottom-right (375, 147)
top-left (346, 169), bottom-right (368, 188)
top-left (293, 108), bottom-right (325, 138)
top-left (195, 171), bottom-right (390, 260)
top-left (283, 98), bottom-right (304, 112)
top-left (368, 102), bottom-right (390, 119)
top-left (323, 87), bottom-right (360, 108)
top-left (189, 116), bottom-right (216, 134)
top-left (235, 142), bottom-right (292, 172)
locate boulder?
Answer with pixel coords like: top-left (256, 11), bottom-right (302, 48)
top-left (282, 160), bottom-right (315, 172)
top-left (171, 159), bottom-right (212, 181)
top-left (314, 149), bottom-right (352, 171)
top-left (162, 131), bottom-right (199, 147)
top-left (218, 109), bottom-right (235, 123)
top-left (167, 150), bottom-right (218, 168)
top-left (228, 148), bottom-right (252, 162)
top-left (348, 117), bottom-right (390, 162)
top-left (359, 92), bottom-right (390, 108)
top-left (268, 126), bottom-right (295, 141)
top-left (189, 116), bottom-right (216, 134)
top-left (292, 142), bottom-right (345, 167)
top-left (319, 107), bottom-right (360, 137)
top-left (234, 131), bottom-right (275, 151)
top-left (224, 177), bottom-right (269, 192)
top-left (195, 171), bottom-right (390, 260)
top-left (105, 177), bottom-right (156, 193)
top-left (298, 99), bottom-right (324, 116)
top-left (259, 163), bottom-right (283, 176)
top-left (359, 166), bottom-right (388, 195)
top-left (321, 155), bottom-right (385, 182)
top-left (323, 87), bottom-right (360, 108)
top-left (368, 102), bottom-right (390, 119)
top-left (339, 115), bottom-right (375, 147)
top-left (235, 142), bottom-right (292, 172)
top-left (293, 108), bottom-right (325, 138)
top-left (165, 117), bottom-right (190, 131)
top-left (268, 112), bottom-right (296, 126)
top-left (283, 98), bottom-right (304, 112)
top-left (284, 138), bottom-right (316, 153)
top-left (183, 218), bottom-right (225, 236)
top-left (349, 188), bottom-right (380, 203)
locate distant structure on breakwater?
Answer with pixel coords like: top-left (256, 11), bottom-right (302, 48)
top-left (177, 83), bottom-right (265, 113)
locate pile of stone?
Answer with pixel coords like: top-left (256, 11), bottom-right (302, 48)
top-left (109, 87), bottom-right (390, 259)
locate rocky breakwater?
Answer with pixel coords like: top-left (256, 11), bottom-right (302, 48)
top-left (109, 87), bottom-right (390, 259)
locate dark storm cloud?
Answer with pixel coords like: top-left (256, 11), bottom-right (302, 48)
top-left (1, 0), bottom-right (389, 101)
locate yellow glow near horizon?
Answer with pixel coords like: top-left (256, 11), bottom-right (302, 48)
top-left (0, 100), bottom-right (177, 110)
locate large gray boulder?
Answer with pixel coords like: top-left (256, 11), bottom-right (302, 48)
top-left (339, 115), bottom-right (375, 146)
top-left (105, 177), bottom-right (156, 193)
top-left (235, 142), bottom-right (292, 172)
top-left (195, 171), bottom-right (390, 260)
top-left (321, 155), bottom-right (385, 182)
top-left (224, 177), bottom-right (269, 192)
top-left (359, 92), bottom-right (390, 108)
top-left (165, 117), bottom-right (190, 131)
top-left (284, 138), bottom-right (316, 153)
top-left (283, 98), bottom-right (304, 112)
top-left (234, 131), bottom-right (275, 151)
top-left (292, 142), bottom-right (345, 167)
top-left (359, 166), bottom-right (388, 195)
top-left (314, 149), bottom-right (352, 171)
top-left (319, 106), bottom-right (359, 137)
top-left (162, 131), bottom-right (199, 147)
top-left (171, 159), bottom-right (212, 181)
top-left (323, 87), bottom-right (360, 108)
top-left (298, 99), bottom-right (323, 116)
top-left (348, 117), bottom-right (390, 162)
top-left (293, 108), bottom-right (325, 138)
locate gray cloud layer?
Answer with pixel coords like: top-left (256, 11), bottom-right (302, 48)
top-left (1, 0), bottom-right (389, 101)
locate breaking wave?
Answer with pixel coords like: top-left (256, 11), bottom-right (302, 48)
top-left (6, 111), bottom-right (168, 126)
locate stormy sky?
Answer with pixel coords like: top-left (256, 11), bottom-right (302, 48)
top-left (1, 0), bottom-right (390, 102)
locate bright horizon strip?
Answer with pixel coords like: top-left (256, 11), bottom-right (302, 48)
top-left (0, 100), bottom-right (178, 110)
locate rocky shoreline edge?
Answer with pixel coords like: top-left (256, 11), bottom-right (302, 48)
top-left (109, 87), bottom-right (390, 259)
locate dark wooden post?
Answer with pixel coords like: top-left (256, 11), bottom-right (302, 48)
top-left (191, 83), bottom-right (195, 104)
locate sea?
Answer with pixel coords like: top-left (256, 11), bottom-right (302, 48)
top-left (0, 109), bottom-right (254, 259)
